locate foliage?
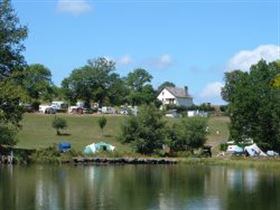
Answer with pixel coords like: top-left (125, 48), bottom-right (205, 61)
top-left (52, 117), bottom-right (67, 135)
top-left (62, 57), bottom-right (128, 107)
top-left (222, 60), bottom-right (280, 151)
top-left (31, 145), bottom-right (61, 163)
top-left (166, 117), bottom-right (208, 152)
top-left (0, 0), bottom-right (27, 146)
top-left (119, 104), bottom-right (166, 154)
top-left (98, 116), bottom-right (107, 136)
top-left (21, 64), bottom-right (55, 102)
top-left (126, 68), bottom-right (156, 105)
top-left (219, 105), bottom-right (228, 113)
top-left (157, 81), bottom-right (175, 92)
top-left (0, 0), bottom-right (28, 80)
top-left (0, 124), bottom-right (17, 146)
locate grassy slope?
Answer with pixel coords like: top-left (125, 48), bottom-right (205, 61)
top-left (16, 113), bottom-right (130, 152)
top-left (16, 113), bottom-right (230, 154)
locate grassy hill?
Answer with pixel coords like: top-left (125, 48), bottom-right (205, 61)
top-left (16, 113), bottom-right (230, 154)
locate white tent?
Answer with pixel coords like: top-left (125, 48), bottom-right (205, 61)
top-left (244, 144), bottom-right (267, 157)
top-left (227, 145), bottom-right (243, 153)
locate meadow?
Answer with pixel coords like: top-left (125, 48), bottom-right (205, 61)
top-left (16, 113), bottom-right (230, 154)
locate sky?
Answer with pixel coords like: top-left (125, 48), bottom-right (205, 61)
top-left (12, 0), bottom-right (280, 104)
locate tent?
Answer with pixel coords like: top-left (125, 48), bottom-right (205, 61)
top-left (226, 145), bottom-right (243, 153)
top-left (244, 144), bottom-right (267, 157)
top-left (83, 142), bottom-right (115, 154)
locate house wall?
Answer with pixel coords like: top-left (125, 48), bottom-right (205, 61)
top-left (157, 89), bottom-right (176, 105)
top-left (176, 97), bottom-right (193, 107)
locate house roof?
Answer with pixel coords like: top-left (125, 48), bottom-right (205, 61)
top-left (165, 86), bottom-right (192, 98)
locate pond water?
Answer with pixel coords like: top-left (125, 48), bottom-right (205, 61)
top-left (0, 164), bottom-right (280, 210)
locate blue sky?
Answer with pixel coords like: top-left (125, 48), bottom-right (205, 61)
top-left (12, 0), bottom-right (280, 104)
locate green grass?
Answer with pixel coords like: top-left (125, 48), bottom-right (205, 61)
top-left (16, 113), bottom-right (131, 152)
top-left (16, 113), bottom-right (230, 154)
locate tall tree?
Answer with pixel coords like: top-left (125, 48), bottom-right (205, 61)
top-left (0, 0), bottom-right (28, 80)
top-left (62, 57), bottom-right (119, 107)
top-left (126, 68), bottom-right (155, 105)
top-left (0, 0), bottom-right (28, 146)
top-left (22, 64), bottom-right (55, 102)
top-left (222, 60), bottom-right (280, 150)
top-left (157, 81), bottom-right (175, 92)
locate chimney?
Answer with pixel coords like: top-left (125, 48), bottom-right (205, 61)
top-left (184, 86), bottom-right (188, 96)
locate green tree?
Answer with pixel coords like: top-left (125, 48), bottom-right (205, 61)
top-left (0, 0), bottom-right (28, 80)
top-left (0, 0), bottom-right (28, 146)
top-left (119, 104), bottom-right (166, 154)
top-left (222, 60), bottom-right (280, 150)
top-left (52, 117), bottom-right (67, 135)
top-left (157, 81), bottom-right (175, 92)
top-left (126, 68), bottom-right (155, 105)
top-left (62, 57), bottom-right (126, 107)
top-left (167, 117), bottom-right (208, 152)
top-left (98, 116), bottom-right (107, 136)
top-left (22, 64), bottom-right (54, 101)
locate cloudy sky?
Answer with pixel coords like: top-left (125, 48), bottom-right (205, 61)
top-left (13, 0), bottom-right (280, 104)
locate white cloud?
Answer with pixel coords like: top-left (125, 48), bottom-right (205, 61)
top-left (155, 54), bottom-right (173, 69)
top-left (145, 54), bottom-right (173, 69)
top-left (117, 55), bottom-right (133, 65)
top-left (103, 55), bottom-right (133, 66)
top-left (200, 82), bottom-right (224, 99)
top-left (227, 45), bottom-right (280, 71)
top-left (57, 0), bottom-right (91, 16)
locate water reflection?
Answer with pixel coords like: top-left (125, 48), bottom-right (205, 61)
top-left (0, 164), bottom-right (280, 210)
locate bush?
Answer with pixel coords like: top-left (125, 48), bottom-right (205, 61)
top-left (98, 116), bottom-right (107, 136)
top-left (167, 117), bottom-right (208, 152)
top-left (119, 104), bottom-right (166, 154)
top-left (219, 143), bottom-right (227, 151)
top-left (52, 117), bottom-right (67, 135)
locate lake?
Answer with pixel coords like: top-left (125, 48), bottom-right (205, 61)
top-left (1, 164), bottom-right (280, 210)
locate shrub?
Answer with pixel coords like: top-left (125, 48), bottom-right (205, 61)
top-left (98, 116), bottom-right (107, 136)
top-left (167, 117), bottom-right (208, 152)
top-left (119, 104), bottom-right (166, 154)
top-left (52, 117), bottom-right (67, 135)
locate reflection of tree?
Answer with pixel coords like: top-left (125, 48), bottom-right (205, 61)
top-left (2, 165), bottom-right (280, 210)
top-left (225, 169), bottom-right (280, 210)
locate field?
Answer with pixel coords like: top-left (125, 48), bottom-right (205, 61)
top-left (16, 113), bottom-right (230, 154)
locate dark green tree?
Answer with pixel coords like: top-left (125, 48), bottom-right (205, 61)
top-left (0, 0), bottom-right (28, 145)
top-left (222, 60), bottom-right (280, 150)
top-left (0, 0), bottom-right (28, 80)
top-left (22, 64), bottom-right (55, 102)
top-left (126, 68), bottom-right (155, 105)
top-left (98, 116), bottom-right (107, 136)
top-left (52, 117), bottom-right (67, 135)
top-left (157, 81), bottom-right (175, 92)
top-left (62, 57), bottom-right (127, 107)
top-left (119, 104), bottom-right (166, 154)
top-left (167, 117), bottom-right (208, 152)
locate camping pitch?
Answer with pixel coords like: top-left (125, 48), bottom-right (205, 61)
top-left (83, 142), bottom-right (115, 154)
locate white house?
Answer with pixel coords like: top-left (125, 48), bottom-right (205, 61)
top-left (157, 86), bottom-right (193, 107)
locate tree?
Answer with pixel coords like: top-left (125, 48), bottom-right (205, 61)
top-left (21, 64), bottom-right (55, 102)
top-left (98, 116), bottom-right (107, 136)
top-left (222, 60), bottom-right (280, 151)
top-left (0, 0), bottom-right (28, 146)
top-left (119, 104), bottom-right (166, 154)
top-left (0, 0), bottom-right (28, 80)
top-left (62, 57), bottom-right (126, 107)
top-left (157, 81), bottom-right (175, 92)
top-left (125, 68), bottom-right (155, 105)
top-left (167, 117), bottom-right (208, 152)
top-left (52, 117), bottom-right (67, 135)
